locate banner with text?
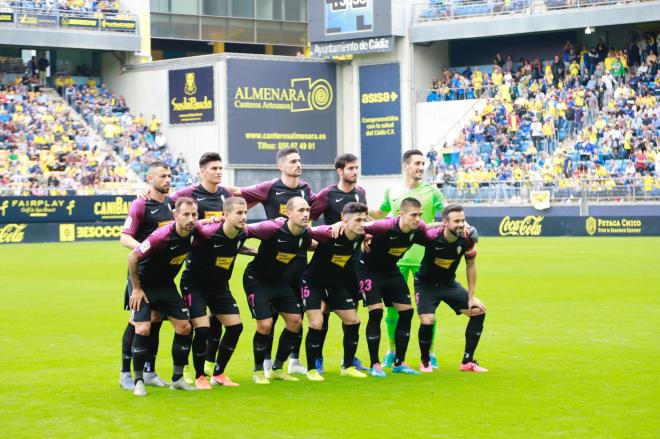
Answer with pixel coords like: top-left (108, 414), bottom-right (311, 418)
top-left (0, 222), bottom-right (125, 245)
top-left (18, 13), bottom-right (57, 27)
top-left (359, 63), bottom-right (401, 175)
top-left (0, 196), bottom-right (133, 223)
top-left (168, 66), bottom-right (215, 125)
top-left (226, 59), bottom-right (337, 165)
top-left (467, 215), bottom-right (660, 237)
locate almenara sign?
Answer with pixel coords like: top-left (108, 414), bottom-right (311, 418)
top-left (168, 66), bottom-right (215, 125)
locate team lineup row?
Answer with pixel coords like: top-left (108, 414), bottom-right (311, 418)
top-left (119, 149), bottom-right (488, 396)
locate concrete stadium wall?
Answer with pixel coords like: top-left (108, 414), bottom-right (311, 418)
top-left (415, 99), bottom-right (485, 150)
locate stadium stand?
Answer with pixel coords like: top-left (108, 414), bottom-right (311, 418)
top-left (67, 80), bottom-right (194, 189)
top-left (0, 77), bottom-right (193, 195)
top-left (424, 34), bottom-right (660, 202)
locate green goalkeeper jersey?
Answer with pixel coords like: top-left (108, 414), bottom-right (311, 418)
top-left (379, 182), bottom-right (444, 267)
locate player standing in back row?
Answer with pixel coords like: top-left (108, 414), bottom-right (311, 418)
top-left (169, 152), bottom-right (234, 380)
top-left (237, 148), bottom-right (316, 376)
top-left (309, 153), bottom-right (368, 373)
top-left (370, 149), bottom-right (444, 369)
top-left (119, 161), bottom-right (174, 390)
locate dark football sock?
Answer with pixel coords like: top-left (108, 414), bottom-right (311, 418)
top-left (214, 323), bottom-right (243, 375)
top-left (192, 327), bottom-right (209, 378)
top-left (394, 309), bottom-right (413, 367)
top-left (121, 322), bottom-right (135, 373)
top-left (253, 331), bottom-right (270, 371)
top-left (463, 313), bottom-right (485, 364)
top-left (265, 312), bottom-right (278, 360)
top-left (342, 322), bottom-right (360, 368)
top-left (366, 308), bottom-right (383, 367)
top-left (171, 333), bottom-right (192, 381)
top-left (131, 334), bottom-right (149, 383)
top-left (318, 313), bottom-right (330, 354)
top-left (273, 328), bottom-right (298, 369)
top-left (290, 326), bottom-right (303, 360)
top-left (205, 317), bottom-right (222, 363)
top-left (419, 323), bottom-right (434, 365)
top-left (305, 328), bottom-right (323, 371)
top-left (144, 321), bottom-right (162, 373)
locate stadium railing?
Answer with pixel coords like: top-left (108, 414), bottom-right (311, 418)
top-left (436, 177), bottom-right (660, 204)
top-left (412, 0), bottom-right (657, 23)
top-left (418, 85), bottom-right (497, 102)
top-left (0, 5), bottom-right (138, 33)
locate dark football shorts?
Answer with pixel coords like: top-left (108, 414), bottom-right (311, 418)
top-left (132, 282), bottom-right (190, 323)
top-left (243, 273), bottom-right (301, 320)
top-left (300, 277), bottom-right (356, 312)
top-left (414, 278), bottom-right (469, 315)
top-left (356, 265), bottom-right (411, 307)
top-left (285, 255), bottom-right (308, 306)
top-left (344, 261), bottom-right (361, 306)
top-left (180, 280), bottom-right (239, 319)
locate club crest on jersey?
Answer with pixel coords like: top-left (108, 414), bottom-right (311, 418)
top-left (457, 246), bottom-right (462, 254)
top-left (298, 238), bottom-right (303, 248)
top-left (221, 194), bottom-right (226, 202)
top-left (279, 204), bottom-right (287, 216)
top-left (353, 242), bottom-right (358, 250)
top-left (236, 241), bottom-right (242, 250)
top-left (409, 234), bottom-right (414, 241)
top-left (355, 193), bottom-right (360, 202)
top-left (300, 189), bottom-right (305, 198)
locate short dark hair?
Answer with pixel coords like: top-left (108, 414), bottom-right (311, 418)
top-left (342, 202), bottom-right (368, 216)
top-left (335, 153), bottom-right (358, 170)
top-left (149, 160), bottom-right (170, 170)
top-left (223, 197), bottom-right (246, 214)
top-left (441, 203), bottom-right (464, 219)
top-left (400, 197), bottom-right (422, 210)
top-left (199, 152), bottom-right (222, 168)
top-left (402, 149), bottom-right (424, 164)
top-left (175, 196), bottom-right (197, 211)
top-left (276, 147), bottom-right (299, 163)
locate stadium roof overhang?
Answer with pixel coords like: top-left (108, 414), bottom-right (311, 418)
top-left (0, 28), bottom-right (140, 51)
top-left (409, 2), bottom-right (660, 43)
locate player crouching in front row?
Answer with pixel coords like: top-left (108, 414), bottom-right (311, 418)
top-left (127, 197), bottom-right (201, 396)
top-left (415, 204), bottom-right (488, 373)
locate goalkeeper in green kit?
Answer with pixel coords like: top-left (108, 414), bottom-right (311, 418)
top-left (370, 149), bottom-right (444, 368)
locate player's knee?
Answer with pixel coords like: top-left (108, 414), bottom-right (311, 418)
top-left (342, 314), bottom-right (360, 325)
top-left (420, 314), bottom-right (435, 325)
top-left (256, 320), bottom-right (272, 334)
top-left (285, 315), bottom-right (302, 331)
top-left (175, 321), bottom-right (192, 336)
top-left (308, 316), bottom-right (323, 330)
top-left (225, 323), bottom-right (243, 338)
top-left (135, 322), bottom-right (151, 336)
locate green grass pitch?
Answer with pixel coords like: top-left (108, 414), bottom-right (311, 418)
top-left (1, 237), bottom-right (659, 438)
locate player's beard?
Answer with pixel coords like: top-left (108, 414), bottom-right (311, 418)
top-left (155, 184), bottom-right (170, 194)
top-left (449, 226), bottom-right (464, 238)
top-left (343, 175), bottom-right (357, 184)
top-left (183, 221), bottom-right (195, 231)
